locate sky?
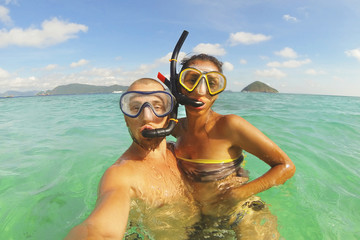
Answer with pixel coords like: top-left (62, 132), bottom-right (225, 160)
top-left (0, 0), bottom-right (360, 97)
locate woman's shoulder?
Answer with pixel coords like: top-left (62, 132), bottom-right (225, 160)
top-left (214, 114), bottom-right (258, 141)
top-left (217, 113), bottom-right (249, 128)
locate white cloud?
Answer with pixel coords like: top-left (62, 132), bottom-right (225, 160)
top-left (0, 17), bottom-right (88, 48)
top-left (158, 52), bottom-right (173, 64)
top-left (240, 59), bottom-right (247, 64)
top-left (5, 0), bottom-right (18, 4)
top-left (332, 76), bottom-right (344, 82)
top-left (193, 43), bottom-right (226, 56)
top-left (0, 76), bottom-right (37, 90)
top-left (135, 52), bottom-right (182, 76)
top-left (70, 59), bottom-right (89, 68)
top-left (255, 68), bottom-right (286, 79)
top-left (122, 52), bottom-right (187, 81)
top-left (229, 32), bottom-right (271, 46)
top-left (283, 14), bottom-right (298, 22)
top-left (81, 67), bottom-right (115, 78)
top-left (0, 5), bottom-right (12, 26)
top-left (44, 64), bottom-right (58, 70)
top-left (0, 51), bottom-right (211, 92)
top-left (233, 81), bottom-right (244, 86)
top-left (267, 59), bottom-right (311, 68)
top-left (177, 52), bottom-right (189, 63)
top-left (55, 67), bottom-right (124, 87)
top-left (0, 66), bottom-right (126, 92)
top-left (223, 61), bottom-right (234, 71)
top-left (157, 51), bottom-right (188, 66)
top-left (305, 69), bottom-right (326, 75)
top-left (345, 48), bottom-right (360, 61)
top-left (0, 67), bottom-right (10, 78)
top-left (275, 47), bottom-right (298, 58)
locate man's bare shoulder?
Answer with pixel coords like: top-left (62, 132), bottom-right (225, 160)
top-left (99, 156), bottom-right (142, 195)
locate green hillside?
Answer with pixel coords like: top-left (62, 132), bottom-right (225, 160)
top-left (38, 83), bottom-right (128, 95)
top-left (241, 81), bottom-right (278, 93)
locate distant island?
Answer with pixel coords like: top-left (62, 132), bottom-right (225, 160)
top-left (0, 90), bottom-right (39, 97)
top-left (241, 81), bottom-right (278, 93)
top-left (37, 83), bottom-right (129, 96)
top-left (1, 81), bottom-right (279, 97)
top-left (1, 83), bottom-right (129, 97)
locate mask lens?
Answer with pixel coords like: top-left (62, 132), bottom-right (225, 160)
top-left (120, 91), bottom-right (174, 118)
top-left (206, 72), bottom-right (226, 95)
top-left (179, 68), bottom-right (226, 95)
top-left (179, 68), bottom-right (202, 91)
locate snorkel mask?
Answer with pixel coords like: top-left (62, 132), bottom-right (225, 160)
top-left (120, 87), bottom-right (177, 138)
top-left (178, 68), bottom-right (226, 96)
top-left (120, 90), bottom-right (175, 118)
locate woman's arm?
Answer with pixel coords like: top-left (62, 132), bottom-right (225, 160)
top-left (65, 166), bottom-right (132, 240)
top-left (224, 115), bottom-right (296, 200)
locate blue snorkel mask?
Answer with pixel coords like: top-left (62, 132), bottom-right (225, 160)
top-left (120, 90), bottom-right (175, 118)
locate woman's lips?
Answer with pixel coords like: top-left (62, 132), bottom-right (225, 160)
top-left (193, 105), bottom-right (205, 110)
top-left (191, 98), bottom-right (206, 109)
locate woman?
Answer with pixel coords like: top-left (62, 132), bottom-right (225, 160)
top-left (172, 54), bottom-right (296, 238)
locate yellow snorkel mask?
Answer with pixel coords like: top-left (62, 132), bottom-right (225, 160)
top-left (179, 67), bottom-right (227, 96)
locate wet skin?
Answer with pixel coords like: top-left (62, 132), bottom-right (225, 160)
top-left (173, 60), bottom-right (296, 217)
top-left (65, 79), bottom-right (200, 240)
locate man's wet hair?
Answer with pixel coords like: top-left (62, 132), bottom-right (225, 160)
top-left (127, 78), bottom-right (166, 92)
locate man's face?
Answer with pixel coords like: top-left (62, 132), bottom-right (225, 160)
top-left (124, 81), bottom-right (169, 150)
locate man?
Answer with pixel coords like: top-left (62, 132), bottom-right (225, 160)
top-left (65, 78), bottom-right (200, 240)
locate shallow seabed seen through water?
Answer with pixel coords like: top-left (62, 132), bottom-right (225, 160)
top-left (1, 92), bottom-right (359, 239)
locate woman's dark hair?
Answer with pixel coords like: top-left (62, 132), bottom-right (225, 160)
top-left (180, 54), bottom-right (223, 73)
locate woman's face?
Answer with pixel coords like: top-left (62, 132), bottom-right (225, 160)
top-left (181, 60), bottom-right (220, 113)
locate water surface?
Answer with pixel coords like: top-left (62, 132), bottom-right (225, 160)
top-left (1, 92), bottom-right (359, 239)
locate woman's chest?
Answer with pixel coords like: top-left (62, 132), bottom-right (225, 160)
top-left (176, 135), bottom-right (237, 159)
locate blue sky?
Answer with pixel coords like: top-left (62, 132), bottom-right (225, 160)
top-left (0, 0), bottom-right (359, 96)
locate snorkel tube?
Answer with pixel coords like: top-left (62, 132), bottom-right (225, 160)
top-left (140, 96), bottom-right (178, 138)
top-left (141, 31), bottom-right (185, 138)
top-left (170, 31), bottom-right (204, 107)
top-left (141, 30), bottom-right (203, 138)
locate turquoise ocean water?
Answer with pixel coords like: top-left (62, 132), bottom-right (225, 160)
top-left (1, 92), bottom-right (359, 239)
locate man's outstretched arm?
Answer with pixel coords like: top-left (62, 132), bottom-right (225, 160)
top-left (65, 167), bottom-right (131, 240)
